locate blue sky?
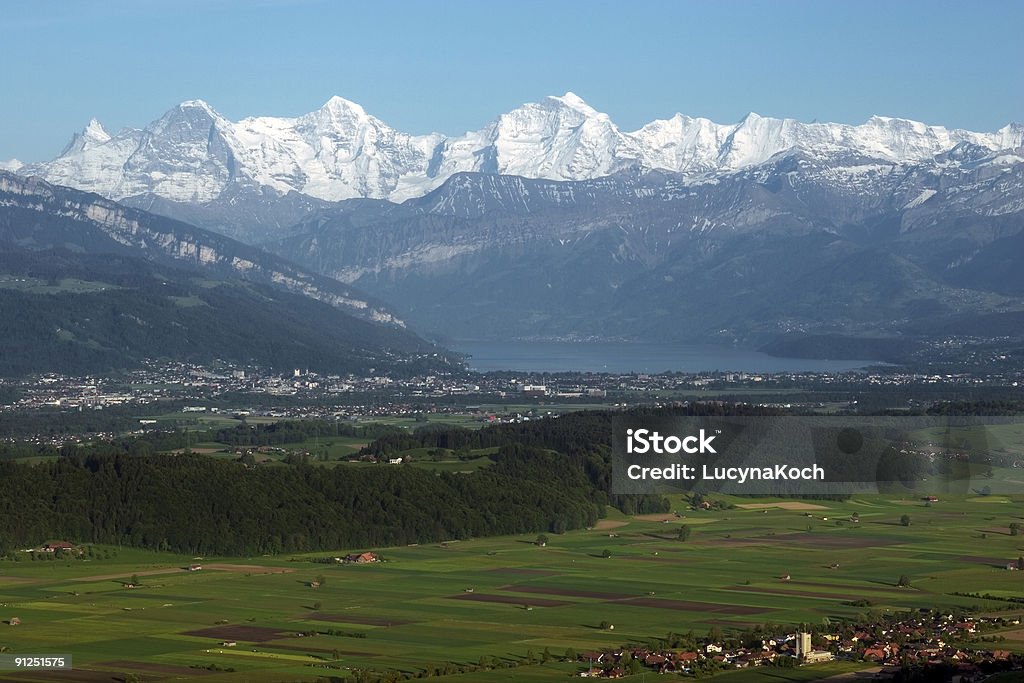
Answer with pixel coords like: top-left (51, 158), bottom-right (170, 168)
top-left (2, 0), bottom-right (1022, 161)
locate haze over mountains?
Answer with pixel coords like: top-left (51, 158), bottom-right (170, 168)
top-left (7, 94), bottom-right (1024, 365)
top-left (265, 147), bottom-right (1024, 355)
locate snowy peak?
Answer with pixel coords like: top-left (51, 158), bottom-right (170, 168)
top-left (157, 99), bottom-right (225, 130)
top-left (17, 94), bottom-right (1024, 206)
top-left (484, 92), bottom-right (633, 181)
top-left (547, 91), bottom-right (600, 115)
top-left (83, 118), bottom-right (111, 143)
top-left (299, 95), bottom-right (376, 136)
top-left (60, 117), bottom-right (112, 155)
top-left (318, 95), bottom-right (370, 118)
top-left (494, 92), bottom-right (606, 130)
top-left (178, 98), bottom-right (217, 113)
top-left (0, 159), bottom-right (23, 172)
top-left (119, 99), bottom-right (237, 202)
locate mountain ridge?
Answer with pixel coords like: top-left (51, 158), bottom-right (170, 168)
top-left (260, 144), bottom-right (1024, 354)
top-left (0, 171), bottom-right (405, 327)
top-left (14, 93), bottom-right (1024, 206)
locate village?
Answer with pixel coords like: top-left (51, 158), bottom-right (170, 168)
top-left (570, 611), bottom-right (1024, 680)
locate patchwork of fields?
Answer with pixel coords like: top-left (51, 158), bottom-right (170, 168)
top-left (1, 495), bottom-right (1024, 682)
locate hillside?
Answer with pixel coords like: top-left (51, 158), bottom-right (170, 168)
top-left (0, 172), bottom-right (454, 376)
top-left (0, 248), bottom-right (449, 376)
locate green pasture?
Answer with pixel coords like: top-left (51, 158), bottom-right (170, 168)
top-left (2, 496), bottom-right (1024, 681)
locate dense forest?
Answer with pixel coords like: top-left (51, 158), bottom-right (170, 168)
top-left (0, 444), bottom-right (602, 556)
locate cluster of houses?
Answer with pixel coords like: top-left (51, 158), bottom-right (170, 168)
top-left (14, 540), bottom-right (85, 557)
top-left (574, 611), bottom-right (1024, 679)
top-left (575, 633), bottom-right (832, 678)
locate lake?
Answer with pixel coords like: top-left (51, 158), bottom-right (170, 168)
top-left (451, 340), bottom-right (879, 374)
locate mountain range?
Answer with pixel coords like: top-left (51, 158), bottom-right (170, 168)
top-left (6, 94), bottom-right (1024, 365)
top-left (263, 148), bottom-right (1024, 357)
top-left (13, 93), bottom-right (1024, 207)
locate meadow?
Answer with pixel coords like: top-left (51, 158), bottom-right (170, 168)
top-left (2, 495), bottom-right (1024, 682)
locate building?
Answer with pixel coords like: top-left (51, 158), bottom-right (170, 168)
top-left (44, 541), bottom-right (74, 552)
top-left (345, 552), bottom-right (379, 564)
top-left (803, 649), bottom-right (834, 664)
top-left (522, 384), bottom-right (547, 397)
top-left (796, 632), bottom-right (811, 658)
top-left (796, 632), bottom-right (834, 664)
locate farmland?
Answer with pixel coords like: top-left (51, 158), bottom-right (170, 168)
top-left (2, 495), bottom-right (1024, 682)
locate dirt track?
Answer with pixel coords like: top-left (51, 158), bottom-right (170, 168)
top-left (735, 502), bottom-right (829, 510)
top-left (184, 624), bottom-right (287, 642)
top-left (202, 563), bottom-right (293, 574)
top-left (71, 567), bottom-right (186, 582)
top-left (448, 593), bottom-right (571, 607)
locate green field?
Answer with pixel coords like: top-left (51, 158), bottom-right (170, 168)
top-left (0, 277), bottom-right (122, 295)
top-left (150, 415), bottom-right (503, 470)
top-left (2, 496), bottom-right (1024, 682)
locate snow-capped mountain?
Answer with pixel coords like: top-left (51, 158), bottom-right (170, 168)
top-left (17, 93), bottom-right (1024, 205)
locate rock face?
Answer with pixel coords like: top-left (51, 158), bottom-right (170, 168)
top-left (0, 171), bottom-right (404, 327)
top-left (18, 94), bottom-right (1024, 204)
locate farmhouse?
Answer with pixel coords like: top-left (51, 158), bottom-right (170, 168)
top-left (43, 541), bottom-right (74, 552)
top-left (345, 552), bottom-right (380, 564)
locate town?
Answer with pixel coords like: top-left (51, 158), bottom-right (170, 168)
top-left (2, 358), bottom-right (1023, 445)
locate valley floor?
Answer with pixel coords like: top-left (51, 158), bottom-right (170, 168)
top-left (2, 495), bottom-right (1024, 682)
